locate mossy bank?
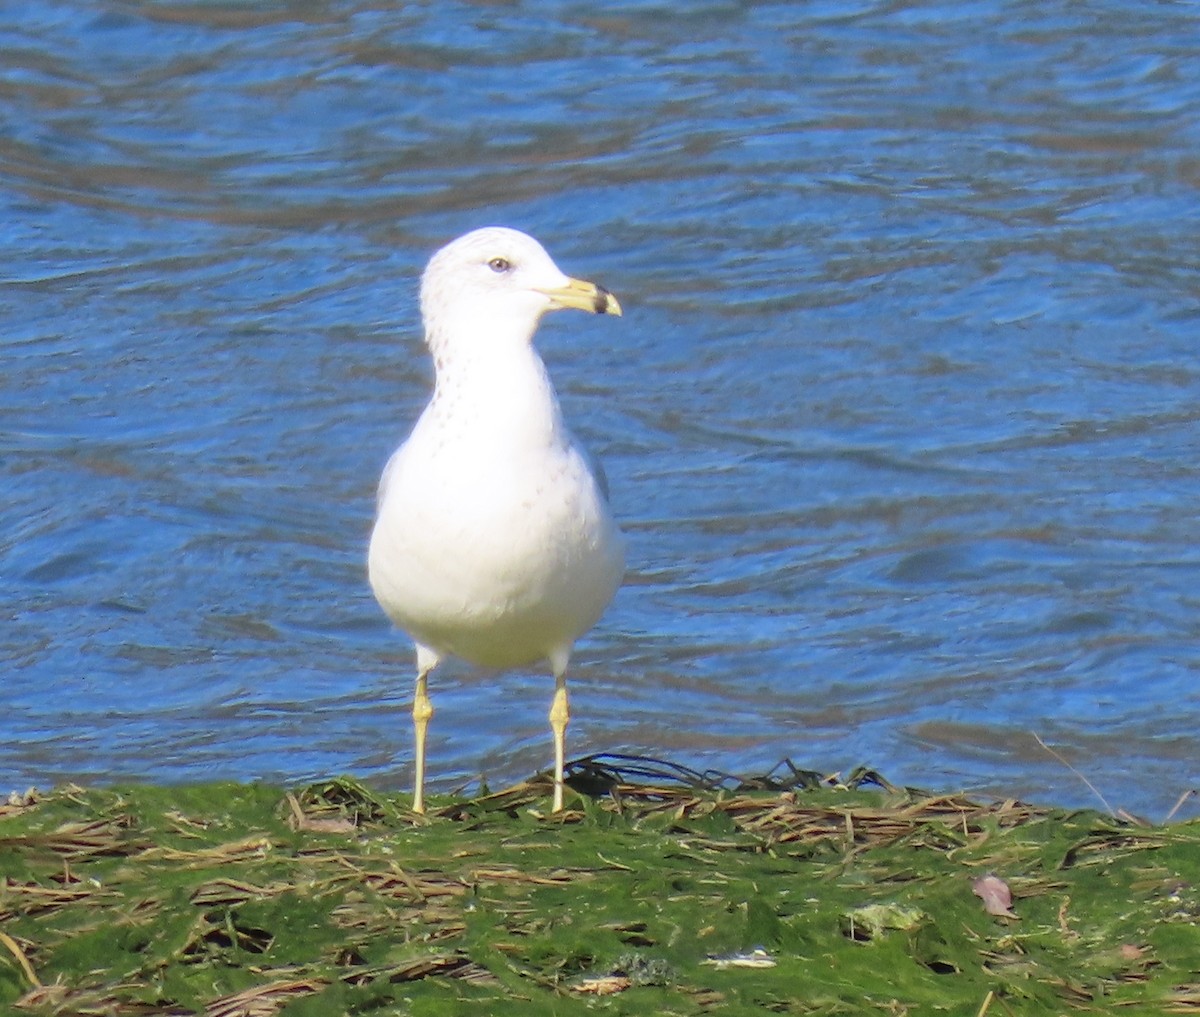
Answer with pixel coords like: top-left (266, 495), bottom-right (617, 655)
top-left (3, 763), bottom-right (1199, 1015)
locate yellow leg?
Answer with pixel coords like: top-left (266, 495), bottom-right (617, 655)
top-left (549, 673), bottom-right (569, 812)
top-left (412, 668), bottom-right (434, 814)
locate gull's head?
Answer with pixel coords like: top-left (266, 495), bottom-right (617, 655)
top-left (419, 227), bottom-right (621, 356)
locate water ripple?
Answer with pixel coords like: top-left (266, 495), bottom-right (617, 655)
top-left (3, 0), bottom-right (1199, 818)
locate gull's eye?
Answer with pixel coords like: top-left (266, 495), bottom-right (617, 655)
top-left (487, 256), bottom-right (512, 273)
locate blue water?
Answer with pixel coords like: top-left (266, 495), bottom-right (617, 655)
top-left (3, 1), bottom-right (1198, 819)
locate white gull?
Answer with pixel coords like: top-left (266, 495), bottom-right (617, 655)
top-left (368, 227), bottom-right (625, 813)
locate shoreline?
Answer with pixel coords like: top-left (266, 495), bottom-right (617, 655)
top-left (3, 764), bottom-right (1198, 1014)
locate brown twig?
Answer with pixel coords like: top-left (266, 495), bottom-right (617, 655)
top-left (1031, 733), bottom-right (1115, 817)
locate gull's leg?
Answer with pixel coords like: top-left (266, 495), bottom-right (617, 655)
top-left (549, 673), bottom-right (569, 812)
top-left (547, 646), bottom-right (572, 812)
top-left (411, 645), bottom-right (439, 814)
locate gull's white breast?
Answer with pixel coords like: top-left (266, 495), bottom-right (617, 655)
top-left (368, 401), bottom-right (624, 670)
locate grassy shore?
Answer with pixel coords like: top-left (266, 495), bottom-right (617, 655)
top-left (2, 759), bottom-right (1198, 1015)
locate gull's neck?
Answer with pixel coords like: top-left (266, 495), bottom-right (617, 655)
top-left (424, 315), bottom-right (565, 447)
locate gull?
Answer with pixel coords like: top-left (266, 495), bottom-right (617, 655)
top-left (368, 227), bottom-right (625, 813)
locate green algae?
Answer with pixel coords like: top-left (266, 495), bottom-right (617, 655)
top-left (2, 769), bottom-right (1199, 1015)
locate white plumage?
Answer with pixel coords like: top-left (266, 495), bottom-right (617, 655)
top-left (368, 227), bottom-right (625, 813)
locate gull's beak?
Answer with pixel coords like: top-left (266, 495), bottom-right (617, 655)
top-left (538, 277), bottom-right (622, 316)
